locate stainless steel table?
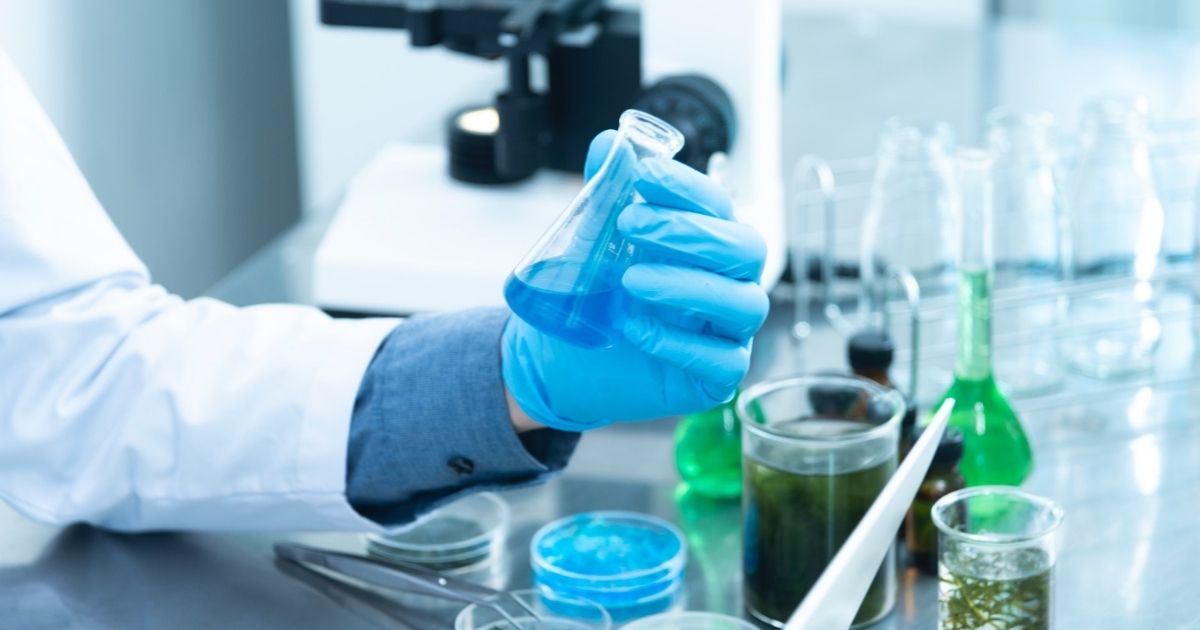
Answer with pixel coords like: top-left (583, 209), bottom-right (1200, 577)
top-left (4, 212), bottom-right (1200, 629)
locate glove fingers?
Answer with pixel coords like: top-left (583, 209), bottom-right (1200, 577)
top-left (622, 315), bottom-right (749, 399)
top-left (618, 203), bottom-right (766, 281)
top-left (633, 157), bottom-right (735, 220)
top-left (623, 264), bottom-right (768, 342)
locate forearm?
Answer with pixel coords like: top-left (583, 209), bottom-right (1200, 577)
top-left (345, 308), bottom-right (579, 527)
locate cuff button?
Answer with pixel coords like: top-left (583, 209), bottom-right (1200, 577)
top-left (448, 456), bottom-right (476, 477)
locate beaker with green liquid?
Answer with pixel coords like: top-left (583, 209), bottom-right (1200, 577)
top-left (737, 375), bottom-right (905, 628)
top-left (930, 149), bottom-right (1033, 487)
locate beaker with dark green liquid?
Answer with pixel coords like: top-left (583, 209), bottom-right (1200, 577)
top-left (737, 375), bottom-right (905, 628)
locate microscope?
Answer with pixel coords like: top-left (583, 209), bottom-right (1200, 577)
top-left (314, 0), bottom-right (784, 314)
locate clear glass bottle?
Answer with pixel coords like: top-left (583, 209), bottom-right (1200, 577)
top-left (504, 110), bottom-right (684, 348)
top-left (932, 149), bottom-right (1033, 487)
top-left (986, 109), bottom-right (1066, 397)
top-left (905, 426), bottom-right (965, 574)
top-left (1060, 96), bottom-right (1163, 378)
top-left (860, 119), bottom-right (958, 329)
top-left (674, 391), bottom-right (742, 499)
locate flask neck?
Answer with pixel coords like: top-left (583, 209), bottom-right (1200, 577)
top-left (954, 149), bottom-right (995, 382)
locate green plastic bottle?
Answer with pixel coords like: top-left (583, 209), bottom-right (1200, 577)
top-left (932, 150), bottom-right (1033, 487)
top-left (673, 392), bottom-right (742, 499)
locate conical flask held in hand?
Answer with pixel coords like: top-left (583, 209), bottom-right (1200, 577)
top-left (504, 110), bottom-right (685, 348)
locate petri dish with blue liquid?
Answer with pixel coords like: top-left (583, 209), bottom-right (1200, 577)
top-left (531, 511), bottom-right (687, 623)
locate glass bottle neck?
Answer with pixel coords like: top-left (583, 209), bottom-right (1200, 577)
top-left (955, 149), bottom-right (994, 382)
top-left (955, 265), bottom-right (994, 381)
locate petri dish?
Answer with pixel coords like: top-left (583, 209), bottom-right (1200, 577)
top-left (455, 589), bottom-right (611, 630)
top-left (366, 493), bottom-right (509, 572)
top-left (531, 511), bottom-right (687, 622)
top-left (619, 611), bottom-right (758, 629)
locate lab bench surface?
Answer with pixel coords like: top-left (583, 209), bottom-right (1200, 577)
top-left (3, 228), bottom-right (1200, 628)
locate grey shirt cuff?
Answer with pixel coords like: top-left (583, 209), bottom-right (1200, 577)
top-left (345, 307), bottom-right (580, 526)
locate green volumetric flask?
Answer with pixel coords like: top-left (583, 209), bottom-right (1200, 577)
top-left (674, 392), bottom-right (742, 499)
top-left (932, 150), bottom-right (1033, 487)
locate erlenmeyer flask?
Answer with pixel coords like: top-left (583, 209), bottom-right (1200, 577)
top-left (1061, 96), bottom-right (1164, 378)
top-left (504, 110), bottom-right (684, 348)
top-left (986, 109), bottom-right (1066, 397)
top-left (860, 119), bottom-right (958, 330)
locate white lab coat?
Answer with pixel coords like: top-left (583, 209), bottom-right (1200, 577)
top-left (0, 50), bottom-right (399, 532)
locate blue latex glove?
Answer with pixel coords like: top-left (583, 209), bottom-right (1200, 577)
top-left (501, 130), bottom-right (769, 432)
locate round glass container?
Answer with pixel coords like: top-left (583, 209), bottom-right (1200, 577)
top-left (620, 611), bottom-right (757, 629)
top-left (933, 486), bottom-right (1064, 630)
top-left (531, 511), bottom-right (687, 622)
top-left (455, 589), bottom-right (611, 630)
top-left (366, 493), bottom-right (508, 572)
top-left (737, 374), bottom-right (904, 629)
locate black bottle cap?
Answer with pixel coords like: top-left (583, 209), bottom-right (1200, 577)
top-left (848, 329), bottom-right (895, 373)
top-left (901, 399), bottom-right (918, 435)
top-left (930, 427), bottom-right (965, 466)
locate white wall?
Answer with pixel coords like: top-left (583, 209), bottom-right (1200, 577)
top-left (0, 0), bottom-right (300, 297)
top-left (289, 0), bottom-right (506, 213)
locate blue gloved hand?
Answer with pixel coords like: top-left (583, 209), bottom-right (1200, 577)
top-left (501, 130), bottom-right (769, 432)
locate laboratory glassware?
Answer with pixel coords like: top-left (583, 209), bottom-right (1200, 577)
top-left (620, 611), bottom-right (757, 629)
top-left (1060, 96), bottom-right (1164, 378)
top-left (456, 590), bottom-right (611, 630)
top-left (932, 487), bottom-right (1063, 630)
top-left (504, 110), bottom-right (685, 348)
top-left (904, 427), bottom-right (965, 574)
top-left (932, 149), bottom-right (1033, 487)
top-left (737, 374), bottom-right (905, 629)
top-left (674, 391), bottom-right (742, 499)
top-left (365, 492), bottom-right (508, 574)
top-left (531, 511), bottom-right (686, 622)
top-left (860, 118), bottom-right (958, 329)
top-left (986, 109), bottom-right (1066, 396)
top-left (782, 398), bottom-right (953, 630)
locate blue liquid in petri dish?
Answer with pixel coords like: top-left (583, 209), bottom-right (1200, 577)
top-left (504, 257), bottom-right (626, 349)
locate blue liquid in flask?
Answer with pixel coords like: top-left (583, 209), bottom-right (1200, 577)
top-left (504, 258), bottom-right (627, 349)
top-left (504, 110), bottom-right (685, 349)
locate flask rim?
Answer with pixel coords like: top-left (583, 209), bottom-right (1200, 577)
top-left (619, 109), bottom-right (685, 156)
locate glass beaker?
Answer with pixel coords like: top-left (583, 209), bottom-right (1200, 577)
top-left (932, 487), bottom-right (1064, 630)
top-left (986, 109), bottom-right (1066, 397)
top-left (860, 118), bottom-right (958, 329)
top-left (737, 375), bottom-right (905, 629)
top-left (1060, 96), bottom-right (1164, 379)
top-left (504, 110), bottom-right (684, 348)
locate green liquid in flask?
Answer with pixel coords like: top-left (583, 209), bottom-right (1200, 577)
top-left (673, 394), bottom-right (742, 499)
top-left (933, 266), bottom-right (1032, 487)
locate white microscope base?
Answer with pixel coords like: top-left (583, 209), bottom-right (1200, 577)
top-left (313, 143), bottom-right (581, 314)
top-left (313, 142), bottom-right (784, 315)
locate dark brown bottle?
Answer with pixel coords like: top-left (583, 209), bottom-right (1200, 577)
top-left (905, 427), bottom-right (966, 574)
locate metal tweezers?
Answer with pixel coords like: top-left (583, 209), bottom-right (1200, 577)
top-left (274, 541), bottom-right (541, 626)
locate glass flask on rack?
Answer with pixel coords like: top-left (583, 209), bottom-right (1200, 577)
top-left (931, 149), bottom-right (1033, 487)
top-left (860, 119), bottom-right (958, 330)
top-left (986, 109), bottom-right (1066, 397)
top-left (1060, 96), bottom-right (1164, 379)
top-left (505, 110), bottom-right (685, 348)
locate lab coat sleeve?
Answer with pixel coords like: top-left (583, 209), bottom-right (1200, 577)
top-left (346, 307), bottom-right (580, 526)
top-left (0, 49), bottom-right (402, 531)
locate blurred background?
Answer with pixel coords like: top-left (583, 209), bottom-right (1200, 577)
top-left (1, 0), bottom-right (1199, 296)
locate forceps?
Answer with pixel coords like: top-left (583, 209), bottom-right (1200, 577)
top-left (274, 541), bottom-right (541, 626)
